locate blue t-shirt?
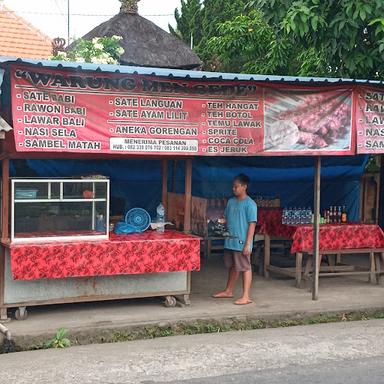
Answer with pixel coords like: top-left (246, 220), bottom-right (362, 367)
top-left (224, 196), bottom-right (257, 252)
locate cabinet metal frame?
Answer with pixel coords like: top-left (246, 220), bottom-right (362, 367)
top-left (11, 178), bottom-right (110, 243)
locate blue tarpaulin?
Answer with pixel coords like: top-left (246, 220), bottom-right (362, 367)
top-left (9, 155), bottom-right (368, 221)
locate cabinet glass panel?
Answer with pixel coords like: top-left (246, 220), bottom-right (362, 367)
top-left (51, 182), bottom-right (61, 199)
top-left (63, 182), bottom-right (94, 199)
top-left (14, 202), bottom-right (96, 237)
top-left (95, 182), bottom-right (107, 199)
top-left (14, 182), bottom-right (48, 200)
top-left (11, 178), bottom-right (109, 241)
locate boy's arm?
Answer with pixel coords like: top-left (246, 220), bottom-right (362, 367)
top-left (243, 201), bottom-right (257, 256)
top-left (243, 221), bottom-right (256, 256)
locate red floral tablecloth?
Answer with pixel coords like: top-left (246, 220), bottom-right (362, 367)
top-left (291, 224), bottom-right (384, 253)
top-left (10, 230), bottom-right (200, 281)
top-left (256, 208), bottom-right (384, 254)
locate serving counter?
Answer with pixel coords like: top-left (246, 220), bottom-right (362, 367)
top-left (0, 230), bottom-right (200, 320)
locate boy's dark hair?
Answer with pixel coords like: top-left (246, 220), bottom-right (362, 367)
top-left (234, 173), bottom-right (250, 187)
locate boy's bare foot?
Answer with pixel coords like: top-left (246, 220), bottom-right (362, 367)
top-left (212, 291), bottom-right (234, 298)
top-left (234, 298), bottom-right (253, 305)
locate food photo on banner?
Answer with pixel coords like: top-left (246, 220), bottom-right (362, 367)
top-left (264, 89), bottom-right (353, 152)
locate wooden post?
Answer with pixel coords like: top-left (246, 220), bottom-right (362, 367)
top-left (378, 155), bottom-right (384, 228)
top-left (360, 175), bottom-right (366, 223)
top-left (263, 234), bottom-right (271, 278)
top-left (312, 156), bottom-right (321, 300)
top-left (1, 158), bottom-right (9, 243)
top-left (295, 252), bottom-right (303, 288)
top-left (172, 160), bottom-right (177, 193)
top-left (376, 161), bottom-right (381, 224)
top-left (0, 246), bottom-right (6, 320)
top-left (0, 158), bottom-right (9, 320)
top-left (162, 159), bottom-right (168, 213)
top-left (184, 158), bottom-right (192, 233)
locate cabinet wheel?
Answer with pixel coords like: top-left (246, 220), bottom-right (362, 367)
top-left (164, 296), bottom-right (177, 308)
top-left (15, 307), bottom-right (28, 321)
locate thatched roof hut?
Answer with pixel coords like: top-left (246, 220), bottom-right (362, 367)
top-left (67, 0), bottom-right (202, 70)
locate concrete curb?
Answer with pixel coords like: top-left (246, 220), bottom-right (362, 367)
top-left (3, 306), bottom-right (384, 354)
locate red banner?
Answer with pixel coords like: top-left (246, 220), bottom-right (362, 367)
top-left (10, 65), bottom-right (355, 156)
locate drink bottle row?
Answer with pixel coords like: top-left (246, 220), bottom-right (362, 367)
top-left (282, 207), bottom-right (313, 225)
top-left (281, 206), bottom-right (348, 225)
top-left (323, 206), bottom-right (347, 224)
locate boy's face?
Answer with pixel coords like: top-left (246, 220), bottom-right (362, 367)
top-left (232, 180), bottom-right (247, 197)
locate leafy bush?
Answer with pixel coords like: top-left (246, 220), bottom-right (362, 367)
top-left (52, 36), bottom-right (124, 65)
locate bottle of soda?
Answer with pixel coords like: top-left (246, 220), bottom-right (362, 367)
top-left (337, 206), bottom-right (342, 223)
top-left (307, 207), bottom-right (312, 224)
top-left (298, 207), bottom-right (303, 224)
top-left (293, 207), bottom-right (299, 225)
top-left (282, 208), bottom-right (286, 225)
top-left (341, 206), bottom-right (347, 223)
top-left (286, 207), bottom-right (291, 225)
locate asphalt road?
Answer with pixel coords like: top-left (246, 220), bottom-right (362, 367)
top-left (2, 319), bottom-right (384, 383)
top-left (154, 357), bottom-right (383, 384)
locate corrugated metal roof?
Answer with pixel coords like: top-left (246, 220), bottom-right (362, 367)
top-left (0, 56), bottom-right (383, 85)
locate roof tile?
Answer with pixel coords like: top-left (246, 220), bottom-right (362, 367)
top-left (0, 5), bottom-right (52, 59)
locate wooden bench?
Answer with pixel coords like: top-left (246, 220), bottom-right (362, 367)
top-left (298, 249), bottom-right (384, 288)
top-left (264, 247), bottom-right (384, 288)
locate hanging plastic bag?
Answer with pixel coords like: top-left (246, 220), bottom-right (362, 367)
top-left (114, 221), bottom-right (141, 234)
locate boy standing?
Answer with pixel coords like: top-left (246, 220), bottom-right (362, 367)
top-left (213, 174), bottom-right (257, 305)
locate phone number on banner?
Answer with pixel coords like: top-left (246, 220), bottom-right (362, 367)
top-left (110, 138), bottom-right (199, 153)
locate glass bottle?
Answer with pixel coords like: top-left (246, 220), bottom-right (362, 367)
top-left (156, 202), bottom-right (165, 233)
top-left (96, 214), bottom-right (105, 232)
top-left (337, 206), bottom-right (342, 223)
top-left (341, 206), bottom-right (347, 223)
top-left (282, 207), bottom-right (286, 225)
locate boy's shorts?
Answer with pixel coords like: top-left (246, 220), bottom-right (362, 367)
top-left (223, 249), bottom-right (251, 272)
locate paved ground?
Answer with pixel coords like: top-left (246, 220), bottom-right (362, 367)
top-left (1, 319), bottom-right (384, 383)
top-left (2, 253), bottom-right (384, 349)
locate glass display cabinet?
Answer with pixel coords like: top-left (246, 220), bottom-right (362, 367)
top-left (11, 178), bottom-right (110, 243)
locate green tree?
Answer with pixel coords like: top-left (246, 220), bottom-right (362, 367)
top-left (206, 10), bottom-right (274, 73)
top-left (208, 0), bottom-right (384, 78)
top-left (171, 0), bottom-right (248, 69)
top-left (198, 0), bottom-right (249, 68)
top-left (169, 0), bottom-right (204, 48)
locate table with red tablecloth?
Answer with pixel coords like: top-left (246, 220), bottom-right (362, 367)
top-left (291, 224), bottom-right (384, 253)
top-left (290, 223), bottom-right (384, 287)
top-left (9, 230), bottom-right (200, 281)
top-left (257, 208), bottom-right (384, 287)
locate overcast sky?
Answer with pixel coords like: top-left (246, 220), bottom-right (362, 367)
top-left (4, 0), bottom-right (179, 43)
